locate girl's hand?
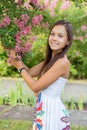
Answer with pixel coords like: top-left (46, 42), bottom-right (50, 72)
top-left (9, 49), bottom-right (24, 69)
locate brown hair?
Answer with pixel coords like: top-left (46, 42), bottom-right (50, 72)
top-left (40, 20), bottom-right (73, 76)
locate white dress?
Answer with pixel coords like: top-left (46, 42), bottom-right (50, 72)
top-left (33, 77), bottom-right (70, 130)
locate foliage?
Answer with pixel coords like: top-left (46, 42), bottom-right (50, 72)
top-left (0, 44), bottom-right (20, 77)
top-left (0, 81), bottom-right (35, 106)
top-left (25, 33), bottom-right (47, 67)
top-left (0, 120), bottom-right (32, 130)
top-left (0, 120), bottom-right (87, 130)
top-left (0, 0), bottom-right (50, 61)
top-left (0, 0), bottom-right (87, 79)
top-left (62, 92), bottom-right (84, 110)
top-left (0, 81), bottom-right (85, 110)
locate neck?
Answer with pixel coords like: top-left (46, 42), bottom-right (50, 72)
top-left (52, 49), bottom-right (62, 59)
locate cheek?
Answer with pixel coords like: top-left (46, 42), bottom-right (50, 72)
top-left (61, 38), bottom-right (68, 43)
top-left (48, 37), bottom-right (52, 43)
top-left (49, 36), bottom-right (51, 40)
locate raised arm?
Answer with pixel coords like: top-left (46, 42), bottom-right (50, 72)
top-left (22, 61), bottom-right (44, 77)
top-left (6, 48), bottom-right (44, 77)
top-left (10, 51), bottom-right (70, 93)
top-left (20, 59), bottom-right (70, 93)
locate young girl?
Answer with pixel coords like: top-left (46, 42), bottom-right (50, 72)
top-left (8, 20), bottom-right (73, 130)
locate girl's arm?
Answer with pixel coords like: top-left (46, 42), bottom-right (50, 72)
top-left (10, 50), bottom-right (70, 93)
top-left (22, 61), bottom-right (44, 77)
top-left (6, 49), bottom-right (44, 77)
top-left (20, 59), bottom-right (69, 93)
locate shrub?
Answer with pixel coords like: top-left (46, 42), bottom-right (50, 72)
top-left (0, 0), bottom-right (87, 79)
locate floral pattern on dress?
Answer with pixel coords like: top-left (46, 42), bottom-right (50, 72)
top-left (61, 109), bottom-right (70, 130)
top-left (62, 125), bottom-right (70, 130)
top-left (33, 92), bottom-right (44, 130)
top-left (61, 116), bottom-right (70, 124)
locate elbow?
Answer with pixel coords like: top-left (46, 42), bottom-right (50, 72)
top-left (32, 88), bottom-right (39, 93)
top-left (32, 85), bottom-right (40, 93)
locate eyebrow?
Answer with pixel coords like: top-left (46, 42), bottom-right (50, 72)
top-left (51, 31), bottom-right (65, 35)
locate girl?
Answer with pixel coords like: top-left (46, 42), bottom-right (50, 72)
top-left (8, 20), bottom-right (73, 130)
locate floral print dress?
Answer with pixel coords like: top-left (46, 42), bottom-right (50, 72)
top-left (33, 77), bottom-right (70, 130)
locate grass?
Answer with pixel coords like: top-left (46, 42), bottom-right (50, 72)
top-left (0, 120), bottom-right (87, 130)
top-left (71, 126), bottom-right (87, 130)
top-left (0, 120), bottom-right (32, 130)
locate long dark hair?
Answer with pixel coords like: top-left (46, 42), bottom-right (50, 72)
top-left (40, 20), bottom-right (73, 76)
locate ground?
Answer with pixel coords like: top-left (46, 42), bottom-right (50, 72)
top-left (0, 105), bottom-right (33, 121)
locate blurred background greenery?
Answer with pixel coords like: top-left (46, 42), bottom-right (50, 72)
top-left (0, 0), bottom-right (87, 79)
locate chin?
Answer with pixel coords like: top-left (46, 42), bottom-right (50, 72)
top-left (51, 48), bottom-right (59, 51)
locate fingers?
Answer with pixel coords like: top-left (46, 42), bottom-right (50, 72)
top-left (7, 59), bottom-right (12, 66)
top-left (4, 48), bottom-right (10, 52)
top-left (6, 49), bottom-right (23, 68)
top-left (10, 49), bottom-right (16, 58)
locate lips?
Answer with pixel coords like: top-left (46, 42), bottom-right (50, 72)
top-left (50, 42), bottom-right (59, 46)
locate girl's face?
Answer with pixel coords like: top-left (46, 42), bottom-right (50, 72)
top-left (49, 25), bottom-right (69, 54)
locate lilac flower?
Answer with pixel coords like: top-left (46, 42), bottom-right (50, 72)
top-left (76, 51), bottom-right (79, 57)
top-left (14, 19), bottom-right (26, 30)
top-left (24, 2), bottom-right (30, 10)
top-left (81, 25), bottom-right (87, 31)
top-left (15, 0), bottom-right (22, 5)
top-left (16, 55), bottom-right (21, 60)
top-left (44, 0), bottom-right (49, 8)
top-left (41, 22), bottom-right (49, 29)
top-left (77, 36), bottom-right (83, 41)
top-left (60, 0), bottom-right (71, 10)
top-left (85, 34), bottom-right (87, 38)
top-left (18, 21), bottom-right (25, 29)
top-left (38, 14), bottom-right (43, 22)
top-left (14, 14), bottom-right (30, 28)
top-left (15, 45), bottom-right (21, 52)
top-left (32, 14), bottom-right (43, 26)
top-left (20, 42), bottom-right (32, 54)
top-left (45, 0), bottom-right (58, 16)
top-left (49, 0), bottom-right (58, 9)
top-left (32, 16), bottom-right (39, 26)
top-left (30, 0), bottom-right (37, 5)
top-left (25, 42), bottom-right (32, 52)
top-left (22, 26), bottom-right (31, 35)
top-left (30, 36), bottom-right (37, 42)
top-left (3, 16), bottom-right (11, 25)
top-left (20, 14), bottom-right (30, 24)
top-left (15, 32), bottom-right (21, 44)
top-left (0, 16), bottom-right (11, 28)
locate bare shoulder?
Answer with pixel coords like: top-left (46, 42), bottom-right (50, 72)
top-left (54, 56), bottom-right (70, 78)
top-left (31, 56), bottom-right (70, 92)
top-left (54, 56), bottom-right (70, 70)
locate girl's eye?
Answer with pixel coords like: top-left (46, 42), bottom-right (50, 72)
top-left (59, 35), bottom-right (63, 37)
top-left (50, 33), bottom-right (55, 35)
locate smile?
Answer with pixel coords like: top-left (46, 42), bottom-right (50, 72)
top-left (51, 42), bottom-right (59, 45)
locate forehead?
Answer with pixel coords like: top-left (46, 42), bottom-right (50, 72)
top-left (51, 25), bottom-right (67, 34)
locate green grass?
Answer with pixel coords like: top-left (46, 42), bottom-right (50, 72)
top-left (0, 120), bottom-right (87, 130)
top-left (0, 120), bottom-right (32, 130)
top-left (71, 126), bottom-right (87, 130)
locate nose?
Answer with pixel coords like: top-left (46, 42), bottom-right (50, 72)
top-left (52, 35), bottom-right (58, 41)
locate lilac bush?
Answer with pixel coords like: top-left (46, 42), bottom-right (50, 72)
top-left (0, 0), bottom-right (48, 60)
top-left (0, 0), bottom-right (87, 78)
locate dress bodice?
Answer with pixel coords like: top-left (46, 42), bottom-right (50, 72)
top-left (33, 77), bottom-right (70, 130)
top-left (41, 77), bottom-right (67, 98)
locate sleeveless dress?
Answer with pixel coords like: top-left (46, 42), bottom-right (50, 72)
top-left (33, 77), bottom-right (70, 130)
